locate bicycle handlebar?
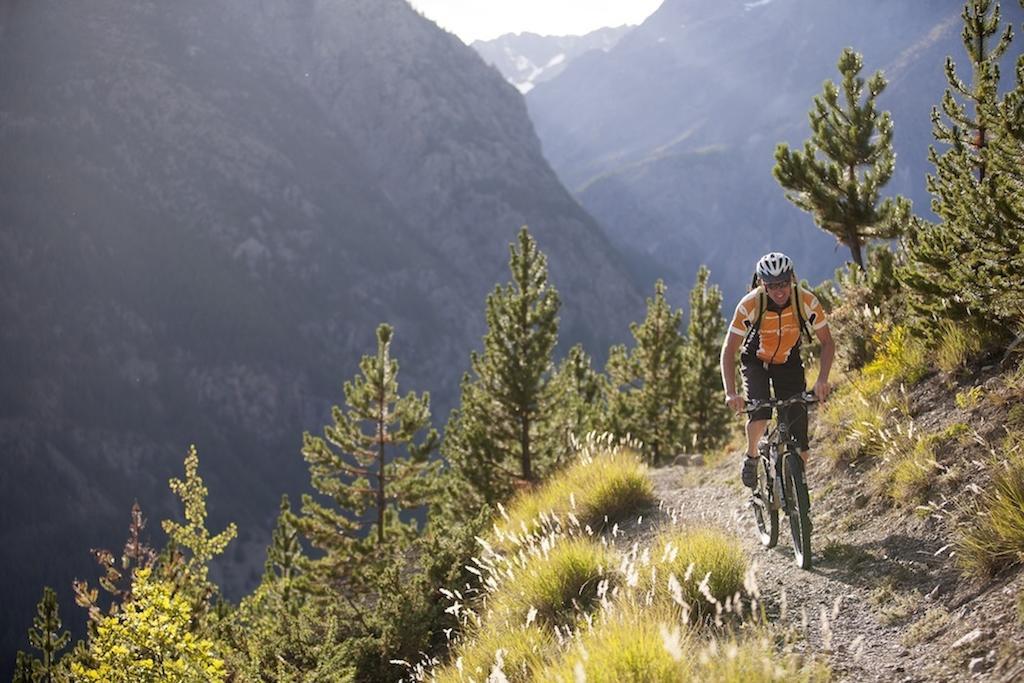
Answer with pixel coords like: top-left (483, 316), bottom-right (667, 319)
top-left (744, 391), bottom-right (818, 413)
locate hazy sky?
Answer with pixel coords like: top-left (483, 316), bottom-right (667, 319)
top-left (407, 0), bottom-right (663, 43)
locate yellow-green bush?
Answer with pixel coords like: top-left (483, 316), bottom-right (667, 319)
top-left (955, 438), bottom-right (1024, 578)
top-left (486, 537), bottom-right (615, 629)
top-left (859, 326), bottom-right (928, 397)
top-left (635, 528), bottom-right (748, 618)
top-left (495, 446), bottom-right (653, 544)
top-left (71, 568), bottom-right (226, 682)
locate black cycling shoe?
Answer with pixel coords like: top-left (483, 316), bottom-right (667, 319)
top-left (741, 456), bottom-right (758, 488)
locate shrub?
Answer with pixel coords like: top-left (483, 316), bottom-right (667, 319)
top-left (634, 528), bottom-right (748, 619)
top-left (818, 245), bottom-right (903, 373)
top-left (494, 444), bottom-right (653, 545)
top-left (955, 439), bottom-right (1024, 578)
top-left (486, 536), bottom-right (615, 629)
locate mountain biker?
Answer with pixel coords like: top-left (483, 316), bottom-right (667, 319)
top-left (719, 252), bottom-right (835, 488)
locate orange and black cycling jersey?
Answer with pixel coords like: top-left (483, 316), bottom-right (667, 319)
top-left (728, 286), bottom-right (827, 365)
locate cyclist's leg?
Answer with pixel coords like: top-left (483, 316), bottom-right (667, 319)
top-left (740, 357), bottom-right (771, 456)
top-left (769, 356), bottom-right (809, 461)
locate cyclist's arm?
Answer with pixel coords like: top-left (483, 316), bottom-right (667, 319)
top-left (720, 331), bottom-right (744, 410)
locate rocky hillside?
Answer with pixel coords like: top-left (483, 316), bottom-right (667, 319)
top-left (472, 26), bottom-right (632, 93)
top-left (0, 0), bottom-right (642, 663)
top-left (526, 0), bottom-right (1024, 305)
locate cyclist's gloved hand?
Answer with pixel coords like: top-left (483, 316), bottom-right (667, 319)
top-left (725, 393), bottom-right (745, 413)
top-left (813, 379), bottom-right (830, 402)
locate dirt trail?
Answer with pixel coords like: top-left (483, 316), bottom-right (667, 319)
top-left (646, 463), bottom-right (975, 683)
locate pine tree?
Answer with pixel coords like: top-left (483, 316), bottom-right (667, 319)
top-left (15, 587), bottom-right (71, 683)
top-left (681, 266), bottom-right (732, 453)
top-left (262, 495), bottom-right (308, 611)
top-left (443, 226), bottom-right (561, 511)
top-left (899, 0), bottom-right (1024, 340)
top-left (606, 280), bottom-right (688, 465)
top-left (549, 343), bottom-right (608, 457)
top-left (160, 445), bottom-right (238, 620)
top-left (299, 323), bottom-right (440, 589)
top-left (774, 47), bottom-right (910, 269)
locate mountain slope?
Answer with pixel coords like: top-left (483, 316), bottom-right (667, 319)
top-left (0, 0), bottom-right (642, 664)
top-left (472, 26), bottom-right (632, 93)
top-left (526, 0), bottom-right (1024, 305)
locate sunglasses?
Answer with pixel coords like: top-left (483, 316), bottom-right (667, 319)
top-left (763, 281), bottom-right (790, 291)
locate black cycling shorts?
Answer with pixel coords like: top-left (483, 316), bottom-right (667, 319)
top-left (741, 353), bottom-right (809, 451)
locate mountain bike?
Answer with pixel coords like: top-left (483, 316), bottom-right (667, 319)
top-left (745, 392), bottom-right (817, 569)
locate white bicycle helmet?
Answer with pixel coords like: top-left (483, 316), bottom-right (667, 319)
top-left (755, 252), bottom-right (794, 283)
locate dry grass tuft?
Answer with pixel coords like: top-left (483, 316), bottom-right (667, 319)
top-left (632, 528), bottom-right (748, 620)
top-left (494, 437), bottom-right (653, 547)
top-left (486, 536), bottom-right (615, 629)
top-left (538, 603), bottom-right (692, 682)
top-left (901, 607), bottom-right (951, 647)
top-left (955, 436), bottom-right (1024, 578)
top-left (935, 322), bottom-right (983, 374)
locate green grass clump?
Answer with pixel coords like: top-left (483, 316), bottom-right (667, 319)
top-left (496, 446), bottom-right (654, 543)
top-left (955, 440), bottom-right (1024, 578)
top-left (434, 624), bottom-right (553, 683)
top-left (955, 386), bottom-right (984, 410)
top-left (935, 322), bottom-right (983, 374)
top-left (638, 528), bottom-right (748, 618)
top-left (487, 537), bottom-right (615, 629)
top-left (538, 605), bottom-right (692, 682)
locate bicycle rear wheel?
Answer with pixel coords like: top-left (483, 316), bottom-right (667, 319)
top-left (752, 456), bottom-right (778, 548)
top-left (784, 450), bottom-right (812, 569)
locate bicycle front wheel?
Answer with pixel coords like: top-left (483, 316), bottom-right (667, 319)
top-left (783, 451), bottom-right (812, 569)
top-left (752, 456), bottom-right (778, 548)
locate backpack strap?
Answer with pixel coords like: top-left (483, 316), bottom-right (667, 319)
top-left (743, 287), bottom-right (768, 346)
top-left (791, 282), bottom-right (815, 341)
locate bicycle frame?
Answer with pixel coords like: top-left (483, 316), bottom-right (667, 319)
top-left (745, 391), bottom-right (817, 567)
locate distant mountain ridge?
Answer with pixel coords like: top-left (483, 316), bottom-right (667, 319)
top-left (0, 0), bottom-right (642, 667)
top-left (525, 0), bottom-right (1024, 305)
top-left (472, 26), bottom-right (632, 93)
